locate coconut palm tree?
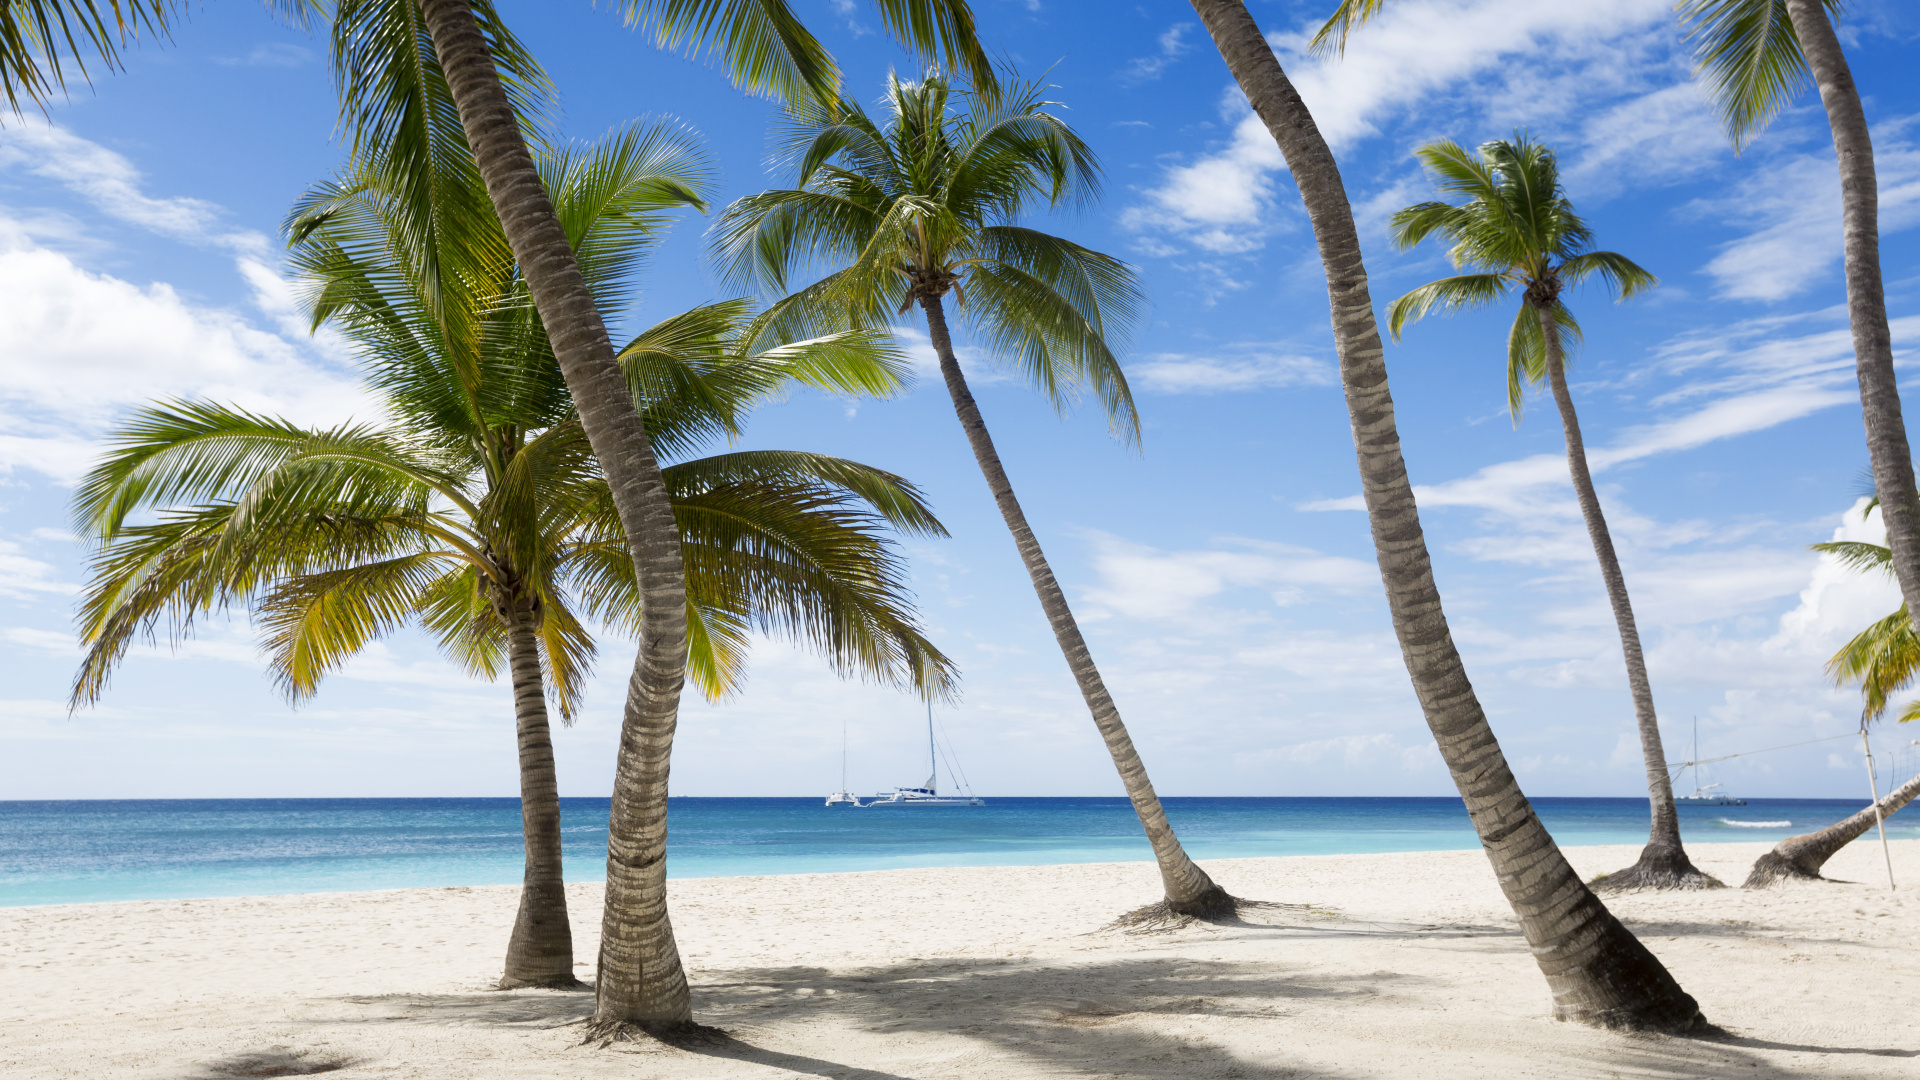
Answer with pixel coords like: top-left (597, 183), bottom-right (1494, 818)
top-left (712, 70), bottom-right (1231, 918)
top-left (1183, 0), bottom-right (1701, 1031)
top-left (1673, 0), bottom-right (1920, 656)
top-left (1384, 135), bottom-right (1715, 893)
top-left (299, 0), bottom-right (992, 1035)
top-left (69, 124), bottom-right (953, 991)
top-left (1744, 532), bottom-right (1920, 884)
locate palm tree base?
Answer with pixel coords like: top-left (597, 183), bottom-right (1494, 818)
top-left (580, 1018), bottom-right (726, 1048)
top-left (1106, 885), bottom-right (1242, 931)
top-left (495, 975), bottom-right (589, 991)
top-left (1591, 843), bottom-right (1725, 893)
top-left (1742, 849), bottom-right (1830, 887)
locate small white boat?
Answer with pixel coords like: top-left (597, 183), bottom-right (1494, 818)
top-left (864, 701), bottom-right (984, 807)
top-left (1673, 718), bottom-right (1745, 806)
top-left (825, 719), bottom-right (862, 806)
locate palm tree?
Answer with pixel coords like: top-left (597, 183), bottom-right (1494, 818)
top-left (713, 70), bottom-right (1231, 918)
top-left (1384, 136), bottom-right (1715, 892)
top-left (69, 125), bottom-right (954, 990)
top-left (312, 0), bottom-right (993, 1036)
top-left (1744, 533), bottom-right (1920, 884)
top-left (1674, 0), bottom-right (1920, 666)
top-left (1183, 1), bottom-right (1702, 1031)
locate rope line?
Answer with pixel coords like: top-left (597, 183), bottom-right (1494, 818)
top-left (1666, 731), bottom-right (1856, 770)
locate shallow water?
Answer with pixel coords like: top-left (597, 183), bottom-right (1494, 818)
top-left (0, 795), bottom-right (1903, 906)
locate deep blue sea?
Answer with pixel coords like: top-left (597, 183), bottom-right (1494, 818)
top-left (0, 796), bottom-right (1904, 907)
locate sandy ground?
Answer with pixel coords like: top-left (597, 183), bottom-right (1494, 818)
top-left (1, 839), bottom-right (1915, 1079)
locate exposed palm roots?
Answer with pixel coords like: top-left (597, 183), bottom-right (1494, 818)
top-left (1742, 850), bottom-right (1827, 888)
top-left (1105, 888), bottom-right (1289, 934)
top-left (1590, 846), bottom-right (1724, 893)
top-left (579, 1018), bottom-right (727, 1049)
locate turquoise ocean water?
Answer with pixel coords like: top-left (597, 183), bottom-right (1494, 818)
top-left (1, 796), bottom-right (1905, 907)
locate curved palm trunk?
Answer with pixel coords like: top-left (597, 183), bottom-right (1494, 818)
top-left (417, 0), bottom-right (693, 1034)
top-left (1746, 768), bottom-right (1920, 886)
top-left (499, 606), bottom-right (583, 989)
top-left (1537, 309), bottom-right (1716, 891)
top-left (1188, 0), bottom-right (1701, 1031)
top-left (1785, 1), bottom-right (1920, 632)
top-left (919, 295), bottom-right (1229, 915)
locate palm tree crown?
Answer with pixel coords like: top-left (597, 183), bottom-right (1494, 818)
top-left (713, 69), bottom-right (1142, 437)
top-left (71, 121), bottom-right (954, 712)
top-left (1385, 134), bottom-right (1656, 418)
top-left (1814, 531), bottom-right (1920, 724)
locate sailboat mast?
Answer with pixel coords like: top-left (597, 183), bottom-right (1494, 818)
top-left (927, 699), bottom-right (937, 793)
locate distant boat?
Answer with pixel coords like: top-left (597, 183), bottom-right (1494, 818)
top-left (1674, 717), bottom-right (1746, 806)
top-left (825, 718), bottom-right (861, 807)
top-left (863, 701), bottom-right (984, 808)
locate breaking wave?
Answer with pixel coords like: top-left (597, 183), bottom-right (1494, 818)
top-left (1719, 819), bottom-right (1790, 828)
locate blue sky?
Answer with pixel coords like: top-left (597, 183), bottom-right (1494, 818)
top-left (3, 0), bottom-right (1919, 801)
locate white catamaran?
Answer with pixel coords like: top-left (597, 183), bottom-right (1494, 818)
top-left (862, 702), bottom-right (983, 807)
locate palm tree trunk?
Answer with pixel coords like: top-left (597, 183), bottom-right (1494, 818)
top-left (499, 605), bottom-right (583, 989)
top-left (918, 295), bottom-right (1230, 916)
top-left (1746, 767), bottom-right (1920, 886)
top-left (1187, 0), bottom-right (1702, 1031)
top-left (1785, 1), bottom-right (1920, 631)
top-left (1537, 308), bottom-right (1716, 892)
top-left (416, 0), bottom-right (693, 1034)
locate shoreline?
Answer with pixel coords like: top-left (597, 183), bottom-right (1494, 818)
top-left (3, 840), bottom-right (1914, 1078)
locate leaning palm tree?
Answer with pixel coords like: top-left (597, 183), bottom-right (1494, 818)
top-left (1674, 0), bottom-right (1920, 663)
top-left (1181, 0), bottom-right (1702, 1030)
top-left (1744, 532), bottom-right (1920, 884)
top-left (70, 125), bottom-right (953, 991)
top-left (1385, 135), bottom-right (1715, 893)
top-left (714, 70), bottom-right (1231, 918)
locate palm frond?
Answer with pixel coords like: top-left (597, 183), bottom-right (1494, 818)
top-left (1829, 604), bottom-right (1918, 722)
top-left (1677, 0), bottom-right (1846, 149)
top-left (1558, 250), bottom-right (1658, 301)
top-left (0, 0), bottom-right (177, 114)
top-left (256, 553), bottom-right (450, 701)
top-left (1309, 0), bottom-right (1387, 58)
top-left (1385, 274), bottom-right (1510, 341)
top-left (1812, 539), bottom-right (1894, 576)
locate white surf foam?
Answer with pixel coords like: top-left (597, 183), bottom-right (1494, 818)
top-left (1719, 819), bottom-right (1790, 828)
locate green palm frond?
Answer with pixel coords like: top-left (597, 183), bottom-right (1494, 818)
top-left (539, 119), bottom-right (715, 310)
top-left (1559, 250), bottom-right (1658, 300)
top-left (1829, 604), bottom-right (1918, 722)
top-left (1812, 539), bottom-right (1894, 576)
top-left (612, 0), bottom-right (993, 104)
top-left (1677, 0), bottom-right (1847, 149)
top-left (1386, 274), bottom-right (1511, 341)
top-left (256, 552), bottom-right (452, 701)
top-left (1309, 0), bottom-right (1388, 58)
top-left (0, 0), bottom-right (178, 114)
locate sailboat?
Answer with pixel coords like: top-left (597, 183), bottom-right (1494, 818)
top-left (825, 718), bottom-right (860, 806)
top-left (1673, 716), bottom-right (1746, 806)
top-left (864, 701), bottom-right (984, 807)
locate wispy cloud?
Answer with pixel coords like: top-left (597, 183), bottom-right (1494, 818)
top-left (1131, 345), bottom-right (1334, 394)
top-left (1119, 23), bottom-right (1194, 85)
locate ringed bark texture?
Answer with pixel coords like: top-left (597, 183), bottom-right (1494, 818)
top-left (1538, 309), bottom-right (1716, 892)
top-left (1746, 768), bottom-right (1920, 886)
top-left (1786, 1), bottom-right (1920, 630)
top-left (920, 295), bottom-right (1229, 915)
top-left (499, 605), bottom-right (583, 989)
top-left (1188, 0), bottom-right (1702, 1031)
top-left (417, 0), bottom-right (693, 1030)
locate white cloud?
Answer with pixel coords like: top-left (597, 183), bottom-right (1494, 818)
top-left (1132, 345), bottom-right (1334, 393)
top-left (1123, 0), bottom-right (1684, 253)
top-left (1077, 532), bottom-right (1376, 621)
top-left (1695, 122), bottom-right (1920, 301)
top-left (0, 119), bottom-right (267, 254)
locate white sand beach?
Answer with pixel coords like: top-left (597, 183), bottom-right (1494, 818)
top-left (2, 839), bottom-right (1915, 1079)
